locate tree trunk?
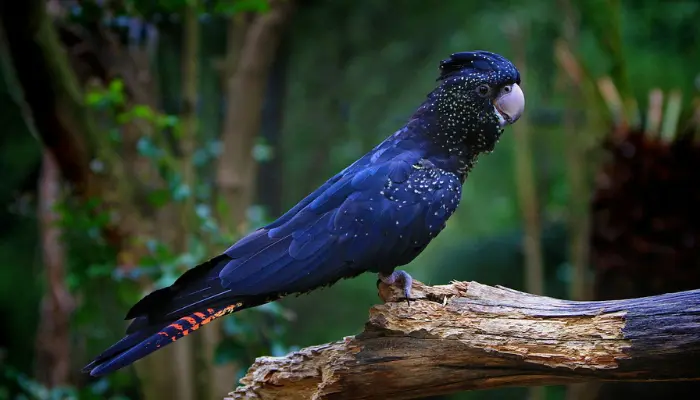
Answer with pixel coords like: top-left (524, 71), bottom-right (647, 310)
top-left (34, 151), bottom-right (74, 388)
top-left (231, 280), bottom-right (700, 400)
top-left (0, 0), bottom-right (102, 201)
top-left (255, 36), bottom-right (290, 218)
top-left (83, 15), bottom-right (199, 400)
top-left (505, 22), bottom-right (546, 400)
top-left (557, 2), bottom-right (596, 398)
top-left (216, 0), bottom-right (295, 234)
top-left (206, 3), bottom-right (295, 398)
top-left (505, 21), bottom-right (544, 298)
top-left (558, 0), bottom-right (592, 303)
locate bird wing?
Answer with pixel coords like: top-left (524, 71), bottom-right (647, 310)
top-left (217, 147), bottom-right (422, 295)
top-left (217, 144), bottom-right (463, 296)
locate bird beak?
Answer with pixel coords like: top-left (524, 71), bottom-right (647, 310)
top-left (494, 83), bottom-right (525, 127)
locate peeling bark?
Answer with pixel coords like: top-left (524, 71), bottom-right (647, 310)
top-left (230, 280), bottom-right (700, 400)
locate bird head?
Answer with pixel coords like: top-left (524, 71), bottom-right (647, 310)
top-left (432, 50), bottom-right (524, 152)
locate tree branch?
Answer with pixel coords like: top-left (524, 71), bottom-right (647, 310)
top-left (229, 280), bottom-right (700, 400)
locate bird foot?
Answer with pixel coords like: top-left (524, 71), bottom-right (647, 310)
top-left (379, 270), bottom-right (414, 304)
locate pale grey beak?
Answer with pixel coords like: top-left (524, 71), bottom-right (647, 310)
top-left (494, 83), bottom-right (525, 127)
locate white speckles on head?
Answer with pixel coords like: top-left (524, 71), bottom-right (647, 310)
top-left (406, 52), bottom-right (519, 180)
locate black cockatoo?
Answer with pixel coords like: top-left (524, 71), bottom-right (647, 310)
top-left (83, 50), bottom-right (524, 376)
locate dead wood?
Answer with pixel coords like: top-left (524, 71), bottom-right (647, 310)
top-left (229, 279), bottom-right (700, 400)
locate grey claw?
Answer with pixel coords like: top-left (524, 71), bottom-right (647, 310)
top-left (379, 270), bottom-right (414, 304)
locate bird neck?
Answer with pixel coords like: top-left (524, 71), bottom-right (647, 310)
top-left (404, 94), bottom-right (501, 180)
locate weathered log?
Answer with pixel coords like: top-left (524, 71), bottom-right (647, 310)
top-left (228, 280), bottom-right (700, 400)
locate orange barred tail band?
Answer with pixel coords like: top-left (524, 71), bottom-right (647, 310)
top-left (83, 302), bottom-right (243, 377)
top-left (157, 302), bottom-right (242, 342)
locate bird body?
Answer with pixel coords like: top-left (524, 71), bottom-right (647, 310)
top-left (83, 50), bottom-right (524, 376)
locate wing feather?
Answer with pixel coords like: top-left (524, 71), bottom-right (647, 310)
top-left (210, 149), bottom-right (462, 299)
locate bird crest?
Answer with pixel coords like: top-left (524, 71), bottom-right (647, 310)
top-left (438, 51), bottom-right (519, 82)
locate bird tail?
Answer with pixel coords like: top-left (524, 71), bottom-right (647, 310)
top-left (82, 302), bottom-right (243, 377)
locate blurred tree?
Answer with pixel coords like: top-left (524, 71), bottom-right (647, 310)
top-left (0, 15), bottom-right (43, 393)
top-left (589, 98), bottom-right (700, 400)
top-left (0, 0), bottom-right (294, 398)
top-left (568, 1), bottom-right (700, 399)
top-left (34, 150), bottom-right (75, 389)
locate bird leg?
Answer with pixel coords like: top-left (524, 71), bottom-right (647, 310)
top-left (379, 270), bottom-right (413, 303)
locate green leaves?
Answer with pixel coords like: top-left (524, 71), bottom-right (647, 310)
top-left (213, 0), bottom-right (271, 16)
top-left (76, 0), bottom-right (271, 19)
top-left (85, 79), bottom-right (126, 109)
top-left (252, 137), bottom-right (275, 162)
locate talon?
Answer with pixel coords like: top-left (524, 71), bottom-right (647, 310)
top-left (403, 286), bottom-right (413, 305)
top-left (379, 270), bottom-right (414, 303)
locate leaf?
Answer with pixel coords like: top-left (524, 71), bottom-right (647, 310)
top-left (131, 104), bottom-right (155, 120)
top-left (157, 115), bottom-right (180, 129)
top-left (252, 141), bottom-right (274, 162)
top-left (108, 79), bottom-right (124, 93)
top-left (171, 183), bottom-right (192, 201)
top-left (136, 136), bottom-right (162, 158)
top-left (194, 203), bottom-right (210, 218)
top-left (86, 263), bottom-right (113, 278)
top-left (147, 189), bottom-right (171, 208)
top-left (85, 91), bottom-right (105, 106)
top-left (214, 0), bottom-right (271, 15)
top-left (107, 79), bottom-right (126, 105)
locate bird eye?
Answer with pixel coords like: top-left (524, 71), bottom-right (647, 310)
top-left (477, 84), bottom-right (490, 97)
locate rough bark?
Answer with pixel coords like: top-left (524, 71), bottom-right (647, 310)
top-left (230, 280), bottom-right (700, 400)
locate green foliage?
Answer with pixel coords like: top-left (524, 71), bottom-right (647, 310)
top-left (1, 366), bottom-right (130, 400)
top-left (72, 0), bottom-right (270, 22)
top-left (22, 85), bottom-right (292, 398)
top-left (213, 0), bottom-right (270, 15)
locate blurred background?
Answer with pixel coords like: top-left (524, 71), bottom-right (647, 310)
top-left (1, 0), bottom-right (699, 399)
